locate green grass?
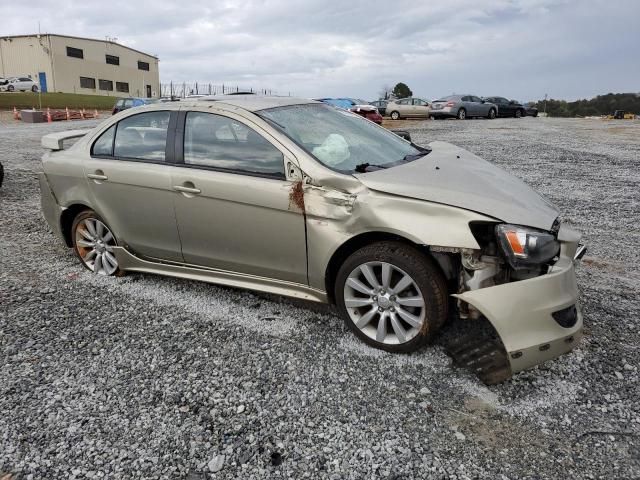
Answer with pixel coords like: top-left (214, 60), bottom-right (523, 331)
top-left (0, 92), bottom-right (117, 110)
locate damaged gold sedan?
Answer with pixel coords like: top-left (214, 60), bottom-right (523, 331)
top-left (39, 96), bottom-right (586, 383)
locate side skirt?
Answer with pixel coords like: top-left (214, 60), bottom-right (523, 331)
top-left (112, 246), bottom-right (328, 303)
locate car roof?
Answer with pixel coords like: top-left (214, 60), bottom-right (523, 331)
top-left (191, 94), bottom-right (318, 112)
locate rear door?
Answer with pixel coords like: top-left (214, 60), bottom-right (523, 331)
top-left (170, 109), bottom-right (307, 283)
top-left (412, 98), bottom-right (429, 117)
top-left (84, 110), bottom-right (183, 261)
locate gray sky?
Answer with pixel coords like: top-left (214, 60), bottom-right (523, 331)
top-left (5, 0), bottom-right (639, 101)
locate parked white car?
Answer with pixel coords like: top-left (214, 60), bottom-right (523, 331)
top-left (1, 77), bottom-right (39, 92)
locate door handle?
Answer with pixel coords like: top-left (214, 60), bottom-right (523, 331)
top-left (173, 185), bottom-right (201, 195)
top-left (87, 173), bottom-right (108, 181)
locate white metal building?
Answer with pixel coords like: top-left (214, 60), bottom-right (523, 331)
top-left (0, 34), bottom-right (160, 98)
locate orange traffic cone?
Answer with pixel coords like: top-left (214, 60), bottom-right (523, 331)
top-left (46, 108), bottom-right (52, 123)
top-left (66, 107), bottom-right (70, 121)
top-left (13, 106), bottom-right (20, 120)
top-left (94, 109), bottom-right (99, 119)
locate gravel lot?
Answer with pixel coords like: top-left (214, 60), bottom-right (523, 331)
top-left (1, 116), bottom-right (639, 479)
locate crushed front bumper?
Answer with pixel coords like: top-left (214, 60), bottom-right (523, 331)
top-left (455, 228), bottom-right (584, 374)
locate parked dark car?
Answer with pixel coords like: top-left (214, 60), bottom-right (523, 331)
top-left (370, 100), bottom-right (387, 116)
top-left (484, 97), bottom-right (527, 118)
top-left (112, 97), bottom-right (157, 115)
top-left (317, 98), bottom-right (383, 124)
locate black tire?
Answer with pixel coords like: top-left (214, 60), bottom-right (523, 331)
top-left (31, 85), bottom-right (38, 93)
top-left (390, 111), bottom-right (400, 120)
top-left (335, 241), bottom-right (448, 353)
top-left (487, 108), bottom-right (496, 119)
top-left (456, 108), bottom-right (466, 120)
top-left (532, 112), bottom-right (538, 117)
top-left (71, 209), bottom-right (123, 276)
top-left (7, 85), bottom-right (14, 92)
top-left (515, 109), bottom-right (522, 118)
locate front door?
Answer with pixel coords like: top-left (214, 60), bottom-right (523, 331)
top-left (146, 85), bottom-right (152, 98)
top-left (38, 72), bottom-right (47, 93)
top-left (84, 110), bottom-right (183, 261)
top-left (469, 96), bottom-right (484, 116)
top-left (171, 110), bottom-right (307, 284)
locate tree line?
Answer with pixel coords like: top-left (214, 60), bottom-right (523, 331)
top-left (531, 93), bottom-right (640, 117)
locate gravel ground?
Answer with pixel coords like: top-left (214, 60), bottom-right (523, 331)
top-left (1, 117), bottom-right (639, 479)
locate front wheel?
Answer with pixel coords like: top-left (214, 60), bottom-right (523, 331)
top-left (390, 111), bottom-right (400, 120)
top-left (457, 108), bottom-right (466, 120)
top-left (335, 242), bottom-right (448, 353)
top-left (72, 210), bottom-right (122, 276)
top-left (31, 85), bottom-right (38, 92)
top-left (487, 108), bottom-right (496, 119)
top-left (515, 109), bottom-right (522, 118)
top-left (7, 85), bottom-right (14, 92)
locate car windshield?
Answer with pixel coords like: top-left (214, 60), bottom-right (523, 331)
top-left (258, 103), bottom-right (425, 173)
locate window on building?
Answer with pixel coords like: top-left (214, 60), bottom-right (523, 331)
top-left (106, 54), bottom-right (120, 66)
top-left (99, 79), bottom-right (114, 91)
top-left (116, 82), bottom-right (129, 93)
top-left (80, 77), bottom-right (96, 89)
top-left (66, 46), bottom-right (84, 59)
top-left (138, 61), bottom-right (150, 71)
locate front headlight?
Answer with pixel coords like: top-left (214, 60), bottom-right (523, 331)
top-left (495, 224), bottom-right (559, 269)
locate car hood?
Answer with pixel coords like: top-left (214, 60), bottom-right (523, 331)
top-left (355, 141), bottom-right (559, 231)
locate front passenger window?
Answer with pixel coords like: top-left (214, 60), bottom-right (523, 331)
top-left (183, 112), bottom-right (285, 178)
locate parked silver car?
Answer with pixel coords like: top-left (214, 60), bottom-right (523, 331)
top-left (430, 95), bottom-right (497, 120)
top-left (385, 97), bottom-right (430, 120)
top-left (39, 96), bottom-right (585, 383)
top-left (1, 76), bottom-right (39, 92)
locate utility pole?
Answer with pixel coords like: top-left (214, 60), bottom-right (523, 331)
top-left (544, 93), bottom-right (548, 115)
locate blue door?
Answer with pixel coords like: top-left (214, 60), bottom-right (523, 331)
top-left (38, 72), bottom-right (47, 93)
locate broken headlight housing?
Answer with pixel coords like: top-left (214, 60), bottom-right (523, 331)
top-left (495, 224), bottom-right (559, 270)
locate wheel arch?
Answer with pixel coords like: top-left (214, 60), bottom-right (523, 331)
top-left (324, 231), bottom-right (454, 304)
top-left (60, 203), bottom-right (94, 247)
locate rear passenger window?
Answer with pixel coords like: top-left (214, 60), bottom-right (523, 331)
top-left (183, 112), bottom-right (284, 178)
top-left (114, 111), bottom-right (170, 161)
top-left (92, 125), bottom-right (116, 156)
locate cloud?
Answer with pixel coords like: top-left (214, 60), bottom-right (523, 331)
top-left (3, 0), bottom-right (639, 101)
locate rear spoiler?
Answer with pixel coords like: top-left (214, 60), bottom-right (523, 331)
top-left (41, 129), bottom-right (91, 151)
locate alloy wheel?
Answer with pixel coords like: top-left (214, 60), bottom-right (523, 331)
top-left (343, 261), bottom-right (426, 345)
top-left (74, 218), bottom-right (119, 275)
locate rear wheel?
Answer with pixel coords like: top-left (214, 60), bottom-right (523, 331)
top-left (390, 111), bottom-right (400, 120)
top-left (515, 109), bottom-right (522, 118)
top-left (335, 242), bottom-right (448, 353)
top-left (71, 210), bottom-right (121, 276)
top-left (457, 108), bottom-right (466, 120)
top-left (31, 85), bottom-right (38, 92)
